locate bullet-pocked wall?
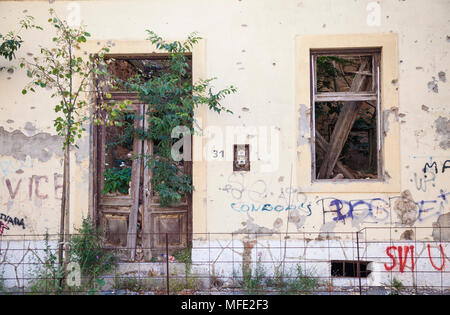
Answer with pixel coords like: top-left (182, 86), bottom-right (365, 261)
top-left (0, 0), bottom-right (449, 244)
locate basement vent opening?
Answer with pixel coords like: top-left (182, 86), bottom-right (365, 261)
top-left (331, 260), bottom-right (371, 278)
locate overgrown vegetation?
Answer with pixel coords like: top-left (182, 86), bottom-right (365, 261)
top-left (0, 269), bottom-right (7, 294)
top-left (241, 255), bottom-right (267, 294)
top-left (28, 233), bottom-right (65, 294)
top-left (18, 9), bottom-right (121, 272)
top-left (115, 31), bottom-right (236, 207)
top-left (68, 217), bottom-right (117, 285)
top-left (4, 11), bottom-right (236, 292)
top-left (240, 257), bottom-right (320, 295)
top-left (28, 219), bottom-right (116, 295)
top-left (389, 277), bottom-right (404, 295)
top-left (113, 272), bottom-right (202, 295)
top-left (102, 167), bottom-right (132, 194)
top-left (275, 264), bottom-right (320, 295)
top-left (173, 247), bottom-right (193, 276)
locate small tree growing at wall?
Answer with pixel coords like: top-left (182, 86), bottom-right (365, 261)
top-left (120, 31), bottom-right (236, 206)
top-left (19, 9), bottom-right (116, 272)
top-left (0, 15), bottom-right (42, 71)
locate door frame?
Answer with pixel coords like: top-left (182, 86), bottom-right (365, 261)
top-left (85, 40), bottom-right (207, 259)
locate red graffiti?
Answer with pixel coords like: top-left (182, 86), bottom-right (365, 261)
top-left (398, 245), bottom-right (415, 272)
top-left (0, 220), bottom-right (9, 235)
top-left (427, 244), bottom-right (446, 271)
top-left (384, 245), bottom-right (415, 272)
top-left (384, 246), bottom-right (397, 271)
top-left (385, 244), bottom-right (447, 272)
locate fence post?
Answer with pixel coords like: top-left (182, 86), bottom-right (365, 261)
top-left (356, 231), bottom-right (362, 295)
top-left (166, 233), bottom-right (170, 295)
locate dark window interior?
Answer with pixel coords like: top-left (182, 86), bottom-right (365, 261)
top-left (331, 260), bottom-right (371, 278)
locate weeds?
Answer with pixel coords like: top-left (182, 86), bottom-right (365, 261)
top-left (282, 264), bottom-right (319, 294)
top-left (173, 247), bottom-right (192, 276)
top-left (241, 258), bottom-right (320, 295)
top-left (113, 275), bottom-right (159, 293)
top-left (28, 218), bottom-right (117, 294)
top-left (28, 233), bottom-right (65, 294)
top-left (0, 269), bottom-right (7, 294)
top-left (68, 217), bottom-right (117, 283)
top-left (389, 277), bottom-right (404, 295)
top-left (113, 271), bottom-right (202, 295)
top-left (242, 255), bottom-right (266, 294)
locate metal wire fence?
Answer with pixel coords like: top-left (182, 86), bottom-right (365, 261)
top-left (0, 227), bottom-right (448, 295)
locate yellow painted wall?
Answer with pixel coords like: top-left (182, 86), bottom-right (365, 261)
top-left (0, 0), bottom-right (449, 241)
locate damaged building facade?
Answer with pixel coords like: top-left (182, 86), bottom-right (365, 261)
top-left (0, 0), bottom-right (449, 291)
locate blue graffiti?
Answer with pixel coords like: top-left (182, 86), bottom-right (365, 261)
top-left (417, 190), bottom-right (450, 222)
top-left (0, 157), bottom-right (34, 176)
top-left (319, 197), bottom-right (390, 224)
top-left (231, 202), bottom-right (312, 216)
top-left (319, 190), bottom-right (450, 224)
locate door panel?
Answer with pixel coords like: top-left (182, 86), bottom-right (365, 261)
top-left (142, 108), bottom-right (192, 257)
top-left (96, 99), bottom-right (143, 260)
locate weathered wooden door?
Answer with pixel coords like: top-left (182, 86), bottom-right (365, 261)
top-left (142, 120), bottom-right (192, 259)
top-left (95, 55), bottom-right (193, 261)
top-left (95, 93), bottom-right (144, 260)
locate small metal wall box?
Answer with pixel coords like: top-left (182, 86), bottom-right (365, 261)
top-left (233, 144), bottom-right (250, 171)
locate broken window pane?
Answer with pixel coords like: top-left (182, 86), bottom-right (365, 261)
top-left (312, 50), bottom-right (380, 180)
top-left (315, 101), bottom-right (378, 179)
top-left (105, 57), bottom-right (180, 90)
top-left (316, 54), bottom-right (374, 93)
top-left (103, 112), bottom-right (136, 195)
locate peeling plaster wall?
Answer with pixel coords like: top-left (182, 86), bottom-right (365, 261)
top-left (0, 0), bottom-right (448, 248)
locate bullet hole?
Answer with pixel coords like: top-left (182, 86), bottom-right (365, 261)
top-left (421, 105), bottom-right (429, 112)
top-left (427, 77), bottom-right (439, 93)
top-left (438, 71), bottom-right (446, 82)
top-left (400, 230), bottom-right (414, 240)
top-left (272, 62), bottom-right (276, 66)
top-left (435, 116), bottom-right (450, 150)
top-left (273, 218), bottom-right (283, 230)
